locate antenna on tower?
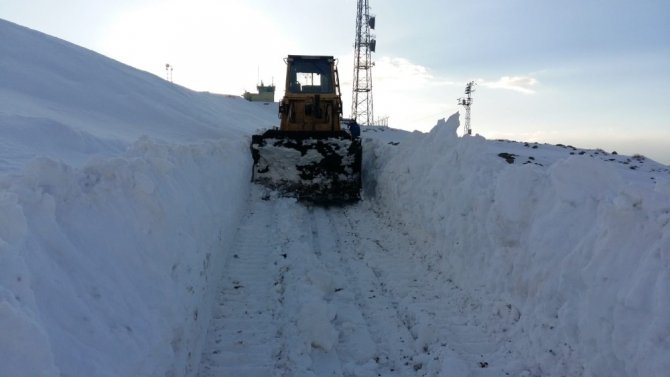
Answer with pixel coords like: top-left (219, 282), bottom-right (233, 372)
top-left (457, 81), bottom-right (476, 135)
top-left (351, 0), bottom-right (376, 126)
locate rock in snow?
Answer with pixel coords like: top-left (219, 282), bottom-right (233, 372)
top-left (1, 17), bottom-right (669, 377)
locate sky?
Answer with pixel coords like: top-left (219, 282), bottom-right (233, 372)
top-left (2, 0), bottom-right (669, 163)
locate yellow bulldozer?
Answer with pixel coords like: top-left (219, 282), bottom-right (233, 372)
top-left (250, 55), bottom-right (362, 203)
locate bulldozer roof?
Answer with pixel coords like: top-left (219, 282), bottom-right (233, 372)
top-left (287, 55), bottom-right (335, 62)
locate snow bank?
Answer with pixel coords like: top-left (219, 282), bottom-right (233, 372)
top-left (366, 113), bottom-right (670, 376)
top-left (0, 18), bottom-right (277, 377)
top-left (0, 138), bottom-right (253, 376)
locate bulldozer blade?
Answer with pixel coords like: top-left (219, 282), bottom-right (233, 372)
top-left (250, 130), bottom-right (362, 203)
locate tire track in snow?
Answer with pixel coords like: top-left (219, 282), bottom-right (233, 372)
top-left (197, 192), bottom-right (519, 376)
top-left (197, 192), bottom-right (286, 377)
top-left (341, 204), bottom-right (517, 376)
top-left (338, 205), bottom-right (461, 375)
top-left (313, 206), bottom-right (419, 376)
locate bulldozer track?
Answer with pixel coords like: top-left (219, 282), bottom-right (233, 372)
top-left (197, 193), bottom-right (284, 377)
top-left (198, 189), bottom-right (512, 376)
top-left (315, 207), bottom-right (419, 375)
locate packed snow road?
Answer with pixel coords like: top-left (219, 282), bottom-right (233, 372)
top-left (197, 188), bottom-right (518, 377)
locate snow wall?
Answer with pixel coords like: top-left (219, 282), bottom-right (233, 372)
top-left (0, 18), bottom-right (273, 377)
top-left (0, 138), bottom-right (254, 377)
top-left (366, 113), bottom-right (670, 377)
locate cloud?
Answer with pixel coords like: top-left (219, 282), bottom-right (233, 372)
top-left (481, 75), bottom-right (539, 94)
top-left (338, 55), bottom-right (461, 129)
top-left (371, 57), bottom-right (457, 88)
top-left (375, 57), bottom-right (433, 82)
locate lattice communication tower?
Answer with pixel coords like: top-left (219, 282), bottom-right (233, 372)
top-left (457, 81), bottom-right (476, 135)
top-left (351, 0), bottom-right (376, 126)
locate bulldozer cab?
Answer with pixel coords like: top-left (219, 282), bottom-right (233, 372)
top-left (287, 57), bottom-right (334, 94)
top-left (280, 55), bottom-right (342, 132)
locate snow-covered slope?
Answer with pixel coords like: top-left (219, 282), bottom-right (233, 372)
top-left (0, 18), bottom-right (277, 377)
top-left (1, 17), bottom-right (669, 377)
top-left (366, 117), bottom-right (670, 376)
top-left (0, 19), bottom-right (277, 173)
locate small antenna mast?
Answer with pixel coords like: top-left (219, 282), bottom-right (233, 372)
top-left (165, 63), bottom-right (173, 83)
top-left (457, 81), bottom-right (476, 135)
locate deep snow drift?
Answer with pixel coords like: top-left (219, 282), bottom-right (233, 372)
top-left (1, 19), bottom-right (276, 377)
top-left (367, 118), bottom-right (670, 376)
top-left (1, 18), bottom-right (669, 377)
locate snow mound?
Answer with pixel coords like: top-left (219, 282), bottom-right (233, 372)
top-left (0, 18), bottom-right (277, 377)
top-left (366, 114), bottom-right (670, 376)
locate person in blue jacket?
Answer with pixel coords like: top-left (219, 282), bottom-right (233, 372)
top-left (347, 120), bottom-right (360, 139)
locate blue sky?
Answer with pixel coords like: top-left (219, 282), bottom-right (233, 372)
top-left (3, 0), bottom-right (669, 163)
